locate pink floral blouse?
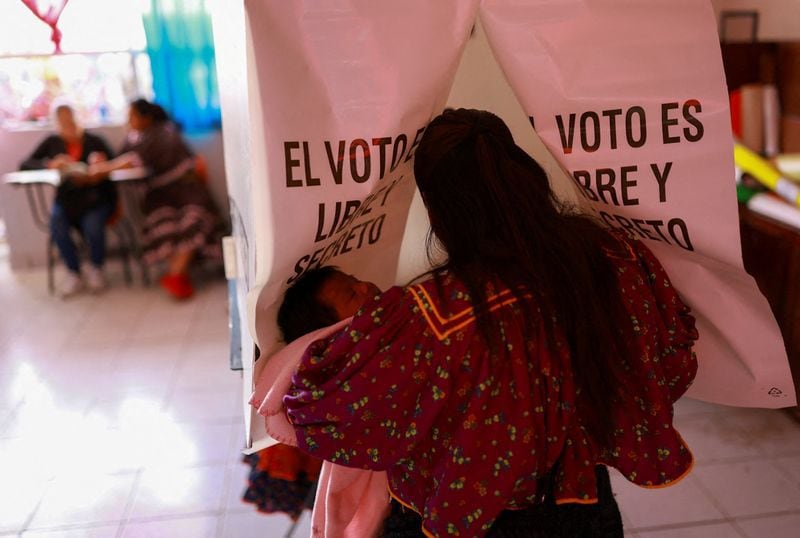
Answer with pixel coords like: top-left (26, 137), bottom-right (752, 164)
top-left (285, 235), bottom-right (698, 537)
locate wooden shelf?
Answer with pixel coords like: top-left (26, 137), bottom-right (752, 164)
top-left (739, 203), bottom-right (800, 417)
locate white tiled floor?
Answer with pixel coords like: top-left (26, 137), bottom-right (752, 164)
top-left (1, 257), bottom-right (799, 537)
top-left (0, 260), bottom-right (302, 538)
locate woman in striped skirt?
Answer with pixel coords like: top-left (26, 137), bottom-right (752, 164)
top-left (88, 99), bottom-right (223, 299)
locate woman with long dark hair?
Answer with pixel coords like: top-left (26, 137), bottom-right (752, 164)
top-left (87, 98), bottom-right (223, 299)
top-left (284, 109), bottom-right (698, 537)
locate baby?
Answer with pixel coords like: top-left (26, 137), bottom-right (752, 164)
top-left (243, 266), bottom-right (380, 520)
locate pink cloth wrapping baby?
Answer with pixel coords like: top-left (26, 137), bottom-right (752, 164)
top-left (249, 319), bottom-right (391, 537)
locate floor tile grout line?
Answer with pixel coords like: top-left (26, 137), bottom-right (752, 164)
top-left (728, 519), bottom-right (752, 538)
top-left (20, 519), bottom-right (126, 536)
top-left (114, 509), bottom-right (223, 535)
top-left (0, 400), bottom-right (24, 437)
top-left (732, 508), bottom-right (800, 522)
top-left (51, 294), bottom-right (110, 353)
top-left (114, 468), bottom-right (143, 538)
top-left (628, 517), bottom-right (737, 533)
top-left (766, 458), bottom-right (800, 491)
top-left (16, 479), bottom-right (53, 535)
top-left (157, 330), bottom-right (199, 414)
top-left (629, 508), bottom-right (800, 534)
top-left (123, 458), bottom-right (235, 474)
top-left (691, 451), bottom-right (800, 467)
top-left (125, 510), bottom-right (224, 524)
top-left (674, 410), bottom-right (800, 463)
top-left (215, 453), bottom-right (238, 538)
top-left (689, 468), bottom-right (737, 523)
top-left (723, 410), bottom-right (800, 464)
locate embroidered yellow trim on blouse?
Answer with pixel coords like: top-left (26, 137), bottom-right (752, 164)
top-left (415, 284), bottom-right (515, 325)
top-left (409, 285), bottom-right (522, 341)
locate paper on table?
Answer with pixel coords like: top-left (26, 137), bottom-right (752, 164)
top-left (748, 192), bottom-right (800, 231)
top-left (776, 154), bottom-right (800, 180)
top-left (59, 162), bottom-right (88, 177)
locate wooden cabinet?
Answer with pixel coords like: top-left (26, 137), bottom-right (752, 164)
top-left (739, 204), bottom-right (800, 417)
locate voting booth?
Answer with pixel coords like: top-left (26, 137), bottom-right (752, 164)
top-left (209, 1), bottom-right (796, 453)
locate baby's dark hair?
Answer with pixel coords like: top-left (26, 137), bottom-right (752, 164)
top-left (277, 266), bottom-right (340, 343)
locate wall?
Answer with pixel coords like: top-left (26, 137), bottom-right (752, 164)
top-left (184, 130), bottom-right (230, 227)
top-left (711, 0), bottom-right (800, 41)
top-left (0, 125), bottom-right (229, 270)
top-left (395, 19), bottom-right (578, 283)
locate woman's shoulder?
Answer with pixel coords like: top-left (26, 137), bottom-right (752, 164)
top-left (349, 285), bottom-right (414, 326)
top-left (155, 121), bottom-right (185, 140)
top-left (599, 229), bottom-right (677, 282)
top-left (347, 277), bottom-right (461, 339)
top-left (135, 121), bottom-right (176, 142)
top-left (363, 283), bottom-right (424, 319)
top-left (597, 228), bottom-right (639, 260)
top-left (82, 131), bottom-right (112, 149)
top-left (154, 122), bottom-right (194, 152)
top-left (38, 134), bottom-right (64, 147)
top-left (602, 229), bottom-right (670, 276)
top-left (398, 272), bottom-right (504, 343)
top-left (399, 271), bottom-right (469, 307)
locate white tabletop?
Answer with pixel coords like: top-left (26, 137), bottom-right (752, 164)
top-left (3, 167), bottom-right (150, 186)
top-left (110, 167), bottom-right (151, 182)
top-left (2, 169), bottom-right (60, 186)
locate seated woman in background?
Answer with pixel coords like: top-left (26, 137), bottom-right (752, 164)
top-left (243, 266), bottom-right (380, 520)
top-left (20, 103), bottom-right (117, 298)
top-left (87, 98), bottom-right (223, 299)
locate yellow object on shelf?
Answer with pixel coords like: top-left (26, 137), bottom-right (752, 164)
top-left (734, 143), bottom-right (800, 207)
top-left (776, 154), bottom-right (800, 181)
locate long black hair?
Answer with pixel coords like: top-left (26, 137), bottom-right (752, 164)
top-left (413, 108), bottom-right (627, 445)
top-left (130, 98), bottom-right (169, 124)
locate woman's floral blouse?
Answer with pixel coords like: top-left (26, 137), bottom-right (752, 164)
top-left (285, 234), bottom-right (698, 537)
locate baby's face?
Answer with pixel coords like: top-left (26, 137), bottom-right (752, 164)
top-left (317, 271), bottom-right (381, 320)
